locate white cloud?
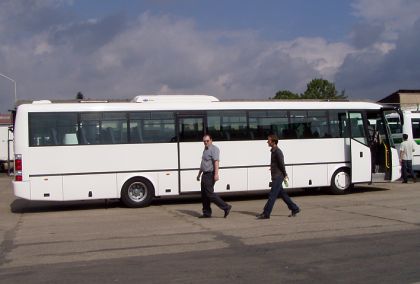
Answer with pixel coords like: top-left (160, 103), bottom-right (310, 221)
top-left (275, 37), bottom-right (355, 80)
top-left (334, 0), bottom-right (420, 100)
top-left (351, 0), bottom-right (420, 40)
top-left (1, 9), bottom-right (330, 111)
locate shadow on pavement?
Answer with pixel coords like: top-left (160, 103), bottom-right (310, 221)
top-left (175, 209), bottom-right (201, 217)
top-left (9, 185), bottom-right (390, 213)
top-left (10, 198), bottom-right (122, 214)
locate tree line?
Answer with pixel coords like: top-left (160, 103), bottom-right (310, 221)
top-left (273, 78), bottom-right (347, 100)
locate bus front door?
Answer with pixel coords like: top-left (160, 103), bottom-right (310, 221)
top-left (349, 112), bottom-right (372, 183)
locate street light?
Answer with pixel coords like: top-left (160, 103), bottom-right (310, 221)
top-left (0, 73), bottom-right (17, 103)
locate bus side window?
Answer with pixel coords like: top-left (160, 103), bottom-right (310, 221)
top-left (29, 112), bottom-right (78, 146)
top-left (329, 111), bottom-right (349, 138)
top-left (349, 112), bottom-right (367, 144)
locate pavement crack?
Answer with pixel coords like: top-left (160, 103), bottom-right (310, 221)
top-left (322, 206), bottom-right (420, 226)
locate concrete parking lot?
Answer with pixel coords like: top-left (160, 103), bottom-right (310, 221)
top-left (0, 173), bottom-right (419, 283)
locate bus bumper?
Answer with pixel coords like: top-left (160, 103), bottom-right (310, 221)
top-left (12, 181), bottom-right (31, 200)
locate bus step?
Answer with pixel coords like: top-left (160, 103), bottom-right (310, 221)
top-left (371, 173), bottom-right (386, 183)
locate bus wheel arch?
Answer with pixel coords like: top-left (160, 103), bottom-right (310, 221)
top-left (330, 167), bottom-right (351, 194)
top-left (120, 176), bottom-right (155, 208)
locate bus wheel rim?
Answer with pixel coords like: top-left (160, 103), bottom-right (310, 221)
top-left (128, 182), bottom-right (147, 202)
top-left (335, 171), bottom-right (349, 190)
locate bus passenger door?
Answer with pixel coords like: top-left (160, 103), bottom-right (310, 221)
top-left (177, 114), bottom-right (205, 192)
top-left (349, 112), bottom-right (372, 183)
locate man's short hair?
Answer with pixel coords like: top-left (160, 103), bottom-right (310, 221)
top-left (403, 134), bottom-right (408, 140)
top-left (203, 134), bottom-right (213, 140)
top-left (268, 134), bottom-right (279, 145)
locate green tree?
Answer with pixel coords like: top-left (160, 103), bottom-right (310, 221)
top-left (273, 90), bottom-right (300, 100)
top-left (301, 78), bottom-right (347, 100)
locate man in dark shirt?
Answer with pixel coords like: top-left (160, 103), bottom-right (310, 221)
top-left (257, 134), bottom-right (300, 219)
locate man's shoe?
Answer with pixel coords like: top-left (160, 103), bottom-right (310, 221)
top-left (402, 181), bottom-right (408, 184)
top-left (224, 205), bottom-right (232, 218)
top-left (256, 213), bottom-right (269, 219)
top-left (198, 215), bottom-right (211, 218)
top-left (288, 209), bottom-right (300, 217)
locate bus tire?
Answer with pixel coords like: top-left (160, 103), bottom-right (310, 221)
top-left (121, 177), bottom-right (154, 208)
top-left (330, 168), bottom-right (351, 195)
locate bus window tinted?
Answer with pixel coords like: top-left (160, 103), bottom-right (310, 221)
top-left (29, 113), bottom-right (78, 146)
top-left (349, 112), bottom-right (367, 144)
top-left (248, 111), bottom-right (288, 140)
top-left (289, 111), bottom-right (309, 139)
top-left (207, 111), bottom-right (248, 141)
top-left (101, 112), bottom-right (128, 144)
top-left (308, 111), bottom-right (328, 138)
top-left (329, 111), bottom-right (349, 138)
top-left (179, 117), bottom-right (203, 142)
top-left (130, 112), bottom-right (175, 143)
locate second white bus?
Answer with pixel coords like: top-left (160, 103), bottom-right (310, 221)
top-left (386, 110), bottom-right (420, 172)
top-left (12, 96), bottom-right (401, 207)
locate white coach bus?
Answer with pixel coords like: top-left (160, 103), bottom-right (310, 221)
top-left (12, 96), bottom-right (401, 207)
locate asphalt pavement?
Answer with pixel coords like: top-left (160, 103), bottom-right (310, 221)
top-left (0, 173), bottom-right (419, 283)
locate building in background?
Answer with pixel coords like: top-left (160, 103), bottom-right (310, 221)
top-left (378, 90), bottom-right (420, 110)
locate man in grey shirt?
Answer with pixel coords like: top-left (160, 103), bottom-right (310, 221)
top-left (197, 134), bottom-right (232, 218)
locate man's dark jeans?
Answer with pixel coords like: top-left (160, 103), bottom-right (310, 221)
top-left (402, 159), bottom-right (416, 182)
top-left (201, 172), bottom-right (229, 216)
top-left (263, 176), bottom-right (299, 217)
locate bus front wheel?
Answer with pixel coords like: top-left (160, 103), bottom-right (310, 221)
top-left (330, 168), bottom-right (351, 194)
top-left (121, 177), bottom-right (154, 208)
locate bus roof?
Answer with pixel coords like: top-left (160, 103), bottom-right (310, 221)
top-left (17, 99), bottom-right (385, 113)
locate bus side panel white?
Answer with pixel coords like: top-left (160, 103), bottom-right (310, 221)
top-left (390, 148), bottom-right (401, 181)
top-left (63, 174), bottom-right (117, 200)
top-left (214, 168), bottom-right (247, 193)
top-left (351, 140), bottom-right (372, 183)
top-left (30, 176), bottom-right (63, 201)
top-left (218, 141), bottom-right (268, 167)
top-left (292, 165), bottom-right (328, 188)
top-left (25, 144), bottom-right (178, 177)
top-left (282, 139), bottom-right (347, 166)
top-left (179, 143), bottom-right (203, 169)
top-left (180, 170), bottom-right (201, 192)
top-left (248, 167), bottom-right (271, 191)
top-left (180, 141), bottom-right (269, 169)
top-left (12, 181), bottom-right (31, 200)
top-left (116, 173), bottom-right (158, 197)
top-left (157, 171), bottom-right (178, 195)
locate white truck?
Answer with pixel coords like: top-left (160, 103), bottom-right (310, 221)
top-left (0, 117), bottom-right (13, 172)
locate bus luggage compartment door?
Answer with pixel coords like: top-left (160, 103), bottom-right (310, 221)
top-left (350, 138), bottom-right (372, 183)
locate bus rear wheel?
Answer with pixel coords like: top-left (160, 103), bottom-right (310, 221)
top-left (121, 177), bottom-right (154, 208)
top-left (330, 168), bottom-right (351, 194)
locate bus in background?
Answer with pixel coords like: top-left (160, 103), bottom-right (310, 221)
top-left (12, 96), bottom-right (401, 207)
top-left (385, 110), bottom-right (420, 172)
top-left (0, 113), bottom-right (14, 172)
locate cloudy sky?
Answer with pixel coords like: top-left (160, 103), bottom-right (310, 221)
top-left (0, 0), bottom-right (420, 112)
